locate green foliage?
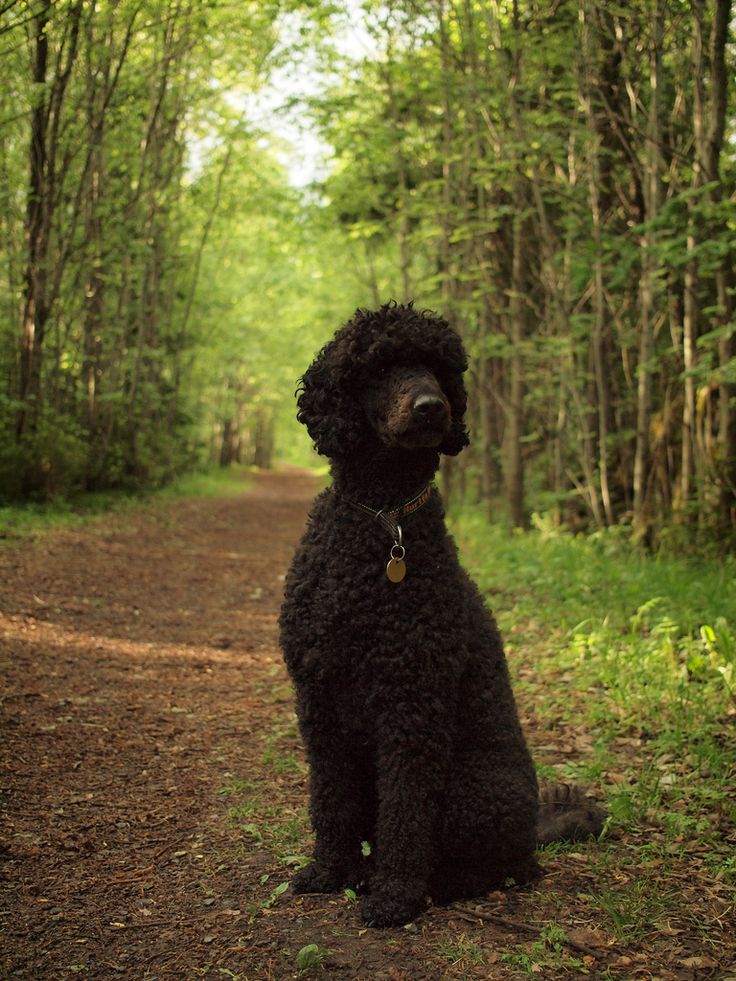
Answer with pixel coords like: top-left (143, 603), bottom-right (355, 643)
top-left (295, 944), bottom-right (330, 973)
top-left (0, 1), bottom-right (371, 501)
top-left (0, 465), bottom-right (251, 538)
top-left (453, 500), bottom-right (736, 900)
top-left (452, 504), bottom-right (736, 638)
top-left (588, 878), bottom-right (679, 943)
top-left (435, 933), bottom-right (485, 967)
top-left (310, 0), bottom-right (736, 545)
top-left (259, 878), bottom-right (290, 910)
top-left (2, 0), bottom-right (735, 550)
top-left (454, 504), bottom-right (736, 763)
top-left (500, 923), bottom-right (584, 978)
top-left (222, 705), bottom-right (311, 870)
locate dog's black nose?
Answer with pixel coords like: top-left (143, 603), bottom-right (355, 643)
top-left (413, 394), bottom-right (448, 425)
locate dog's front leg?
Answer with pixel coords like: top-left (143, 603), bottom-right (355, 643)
top-left (292, 731), bottom-right (373, 895)
top-left (360, 702), bottom-right (452, 927)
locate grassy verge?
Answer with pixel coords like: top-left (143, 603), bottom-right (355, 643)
top-left (0, 464), bottom-right (254, 539)
top-left (449, 505), bottom-right (736, 952)
top-left (449, 506), bottom-right (736, 721)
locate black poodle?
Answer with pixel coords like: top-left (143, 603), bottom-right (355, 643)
top-left (279, 302), bottom-right (603, 928)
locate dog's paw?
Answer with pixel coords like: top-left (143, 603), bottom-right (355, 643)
top-left (291, 862), bottom-right (348, 895)
top-left (359, 888), bottom-right (424, 928)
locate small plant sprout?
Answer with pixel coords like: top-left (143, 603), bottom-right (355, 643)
top-left (296, 944), bottom-right (329, 973)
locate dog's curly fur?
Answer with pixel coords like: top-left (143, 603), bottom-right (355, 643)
top-left (279, 302), bottom-right (603, 928)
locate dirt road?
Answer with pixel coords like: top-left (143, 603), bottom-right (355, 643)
top-left (1, 471), bottom-right (322, 978)
top-left (2, 471), bottom-right (730, 980)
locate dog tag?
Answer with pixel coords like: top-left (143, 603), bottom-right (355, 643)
top-left (386, 557), bottom-right (406, 582)
top-left (386, 544), bottom-right (406, 582)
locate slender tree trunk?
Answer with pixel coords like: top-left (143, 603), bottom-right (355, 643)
top-left (82, 144), bottom-right (104, 471)
top-left (705, 0), bottom-right (735, 531)
top-left (436, 0), bottom-right (458, 504)
top-left (382, 20), bottom-right (412, 301)
top-left (220, 417), bottom-right (235, 467)
top-left (680, 0), bottom-right (706, 515)
top-left (16, 0), bottom-right (83, 448)
top-left (680, 234), bottom-right (697, 509)
top-left (580, 2), bottom-right (614, 525)
top-left (479, 355), bottom-right (502, 502)
top-left (253, 408), bottom-right (274, 469)
top-left (504, 0), bottom-right (526, 528)
top-left (169, 138), bottom-right (233, 429)
top-left (507, 189), bottom-right (526, 528)
top-left (0, 83), bottom-right (19, 361)
top-left (124, 8), bottom-right (181, 476)
top-left (81, 15), bottom-right (111, 484)
top-left (16, 1), bottom-right (51, 440)
top-left (632, 0), bottom-right (663, 536)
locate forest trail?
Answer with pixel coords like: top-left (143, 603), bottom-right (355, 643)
top-left (2, 472), bottom-right (731, 980)
top-left (1, 470), bottom-right (319, 979)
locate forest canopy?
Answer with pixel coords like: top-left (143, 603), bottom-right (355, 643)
top-left (1, 0), bottom-right (734, 548)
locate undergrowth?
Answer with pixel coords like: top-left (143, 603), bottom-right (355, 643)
top-left (0, 464), bottom-right (253, 538)
top-left (452, 506), bottom-right (734, 717)
top-left (450, 505), bottom-right (736, 712)
top-left (450, 504), bottom-right (736, 928)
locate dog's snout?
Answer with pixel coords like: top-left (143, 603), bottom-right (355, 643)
top-left (413, 393), bottom-right (448, 424)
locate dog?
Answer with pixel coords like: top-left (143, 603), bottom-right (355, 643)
top-left (279, 302), bottom-right (604, 927)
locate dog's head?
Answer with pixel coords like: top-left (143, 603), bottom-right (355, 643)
top-left (296, 301), bottom-right (469, 461)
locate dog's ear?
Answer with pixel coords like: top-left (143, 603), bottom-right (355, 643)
top-left (440, 371), bottom-right (470, 456)
top-left (296, 343), bottom-right (360, 459)
top-left (430, 323), bottom-right (470, 457)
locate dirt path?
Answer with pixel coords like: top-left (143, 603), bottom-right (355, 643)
top-left (1, 471), bottom-right (730, 981)
top-left (1, 471), bottom-right (318, 979)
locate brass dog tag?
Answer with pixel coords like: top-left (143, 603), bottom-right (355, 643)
top-left (386, 544), bottom-right (406, 582)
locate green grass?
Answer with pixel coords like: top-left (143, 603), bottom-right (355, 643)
top-left (450, 506), bottom-right (736, 636)
top-left (500, 925), bottom-right (585, 979)
top-left (435, 933), bottom-right (486, 966)
top-left (450, 506), bottom-right (736, 718)
top-left (220, 707), bottom-right (311, 872)
top-left (0, 464), bottom-right (253, 538)
top-left (154, 465), bottom-right (254, 501)
top-left (450, 501), bottom-right (736, 937)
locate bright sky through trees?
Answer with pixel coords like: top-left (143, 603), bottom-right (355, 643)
top-left (245, 1), bottom-right (377, 187)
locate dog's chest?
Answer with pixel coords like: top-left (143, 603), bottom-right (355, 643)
top-left (282, 501), bottom-right (471, 692)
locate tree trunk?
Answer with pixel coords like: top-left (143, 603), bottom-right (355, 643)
top-left (220, 418), bottom-right (235, 467)
top-left (507, 191), bottom-right (526, 528)
top-left (632, 0), bottom-right (663, 536)
top-left (253, 408), bottom-right (274, 470)
top-left (479, 355), bottom-right (502, 504)
top-left (436, 0), bottom-right (458, 506)
top-left (504, 0), bottom-right (526, 528)
top-left (580, 2), bottom-right (614, 525)
top-left (680, 232), bottom-right (697, 510)
top-left (379, 7), bottom-right (412, 302)
top-left (16, 0), bottom-right (83, 447)
top-left (706, 0), bottom-right (734, 531)
top-left (16, 1), bottom-right (51, 440)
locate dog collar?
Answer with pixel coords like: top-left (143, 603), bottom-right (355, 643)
top-left (340, 484), bottom-right (433, 583)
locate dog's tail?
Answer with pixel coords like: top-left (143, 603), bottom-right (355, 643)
top-left (536, 783), bottom-right (606, 846)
